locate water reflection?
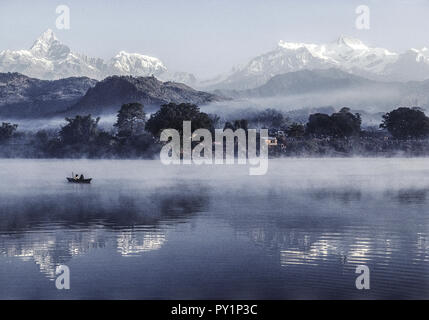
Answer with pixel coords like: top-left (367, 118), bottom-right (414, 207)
top-left (0, 186), bottom-right (209, 232)
top-left (1, 229), bottom-right (105, 278)
top-left (117, 230), bottom-right (166, 256)
top-left (0, 159), bottom-right (428, 299)
top-left (393, 188), bottom-right (429, 204)
top-left (0, 188), bottom-right (209, 278)
top-left (214, 185), bottom-right (429, 298)
top-left (310, 189), bottom-right (362, 203)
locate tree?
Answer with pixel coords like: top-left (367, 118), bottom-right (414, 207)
top-left (306, 108), bottom-right (361, 138)
top-left (306, 113), bottom-right (334, 137)
top-left (209, 114), bottom-right (221, 129)
top-left (330, 107), bottom-right (361, 137)
top-left (0, 122), bottom-right (18, 142)
top-left (114, 103), bottom-right (146, 138)
top-left (251, 108), bottom-right (289, 129)
top-left (224, 119), bottom-right (248, 131)
top-left (145, 103), bottom-right (213, 137)
top-left (60, 115), bottom-right (100, 145)
top-left (286, 123), bottom-right (305, 138)
top-left (380, 107), bottom-right (429, 139)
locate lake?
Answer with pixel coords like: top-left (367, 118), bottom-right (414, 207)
top-left (0, 158), bottom-right (428, 299)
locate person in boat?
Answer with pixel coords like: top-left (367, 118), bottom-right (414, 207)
top-left (79, 174), bottom-right (85, 181)
top-left (74, 174), bottom-right (79, 180)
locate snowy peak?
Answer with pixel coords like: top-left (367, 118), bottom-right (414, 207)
top-left (277, 40), bottom-right (316, 51)
top-left (109, 51), bottom-right (167, 76)
top-left (29, 29), bottom-right (70, 59)
top-left (210, 36), bottom-right (429, 90)
top-left (30, 29), bottom-right (58, 50)
top-left (334, 36), bottom-right (368, 50)
top-left (277, 36), bottom-right (369, 54)
top-left (406, 47), bottom-right (429, 61)
top-left (0, 29), bottom-right (196, 85)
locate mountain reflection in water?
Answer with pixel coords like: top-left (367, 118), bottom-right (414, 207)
top-left (0, 159), bottom-right (428, 299)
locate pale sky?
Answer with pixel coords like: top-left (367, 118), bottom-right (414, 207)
top-left (1, 0), bottom-right (429, 78)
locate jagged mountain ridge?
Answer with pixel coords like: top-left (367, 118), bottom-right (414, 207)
top-left (0, 29), bottom-right (196, 85)
top-left (207, 36), bottom-right (429, 90)
top-left (4, 31), bottom-right (429, 91)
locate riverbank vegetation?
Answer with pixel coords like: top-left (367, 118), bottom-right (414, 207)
top-left (1, 103), bottom-right (429, 158)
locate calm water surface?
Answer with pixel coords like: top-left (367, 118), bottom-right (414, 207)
top-left (0, 158), bottom-right (428, 299)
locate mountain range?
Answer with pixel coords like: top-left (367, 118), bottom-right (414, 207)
top-left (3, 31), bottom-right (429, 120)
top-left (64, 75), bottom-right (221, 116)
top-left (206, 36), bottom-right (429, 90)
top-left (3, 68), bottom-right (429, 119)
top-left (0, 29), bottom-right (197, 86)
top-left (216, 68), bottom-right (429, 111)
top-left (0, 72), bottom-right (96, 118)
top-left (0, 73), bottom-right (221, 118)
top-left (3, 31), bottom-right (429, 92)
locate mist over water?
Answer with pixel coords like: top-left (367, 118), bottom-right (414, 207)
top-left (201, 96), bottom-right (393, 127)
top-left (0, 115), bottom-right (118, 132)
top-left (2, 91), bottom-right (400, 132)
top-left (0, 158), bottom-right (428, 299)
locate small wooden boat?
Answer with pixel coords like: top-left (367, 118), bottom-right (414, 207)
top-left (67, 177), bottom-right (92, 184)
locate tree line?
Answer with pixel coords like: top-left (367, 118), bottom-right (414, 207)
top-left (1, 103), bottom-right (429, 158)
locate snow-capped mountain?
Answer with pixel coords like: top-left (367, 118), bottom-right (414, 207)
top-left (109, 51), bottom-right (167, 77)
top-left (208, 36), bottom-right (429, 90)
top-left (0, 29), bottom-right (195, 84)
top-left (5, 31), bottom-right (429, 91)
top-left (0, 30), bottom-right (107, 80)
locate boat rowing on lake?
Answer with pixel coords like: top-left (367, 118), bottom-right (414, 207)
top-left (67, 177), bottom-right (92, 184)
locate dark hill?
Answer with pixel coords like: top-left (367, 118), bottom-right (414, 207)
top-left (64, 75), bottom-right (222, 116)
